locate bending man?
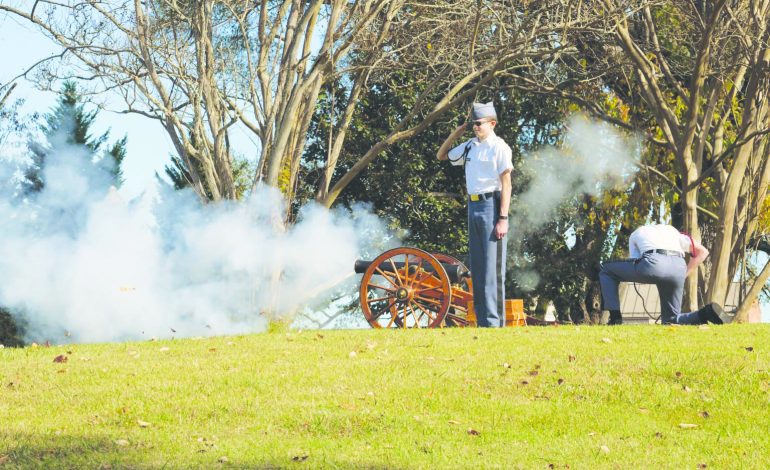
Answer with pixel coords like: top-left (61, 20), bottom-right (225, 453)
top-left (599, 224), bottom-right (723, 325)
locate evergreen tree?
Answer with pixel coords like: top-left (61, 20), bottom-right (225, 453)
top-left (25, 80), bottom-right (126, 193)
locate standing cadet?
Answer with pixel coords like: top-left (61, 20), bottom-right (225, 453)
top-left (599, 224), bottom-right (724, 325)
top-left (437, 102), bottom-right (513, 327)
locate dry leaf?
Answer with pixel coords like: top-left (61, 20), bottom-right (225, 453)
top-left (638, 408), bottom-right (649, 413)
top-left (467, 428), bottom-right (480, 436)
top-left (699, 411), bottom-right (710, 419)
top-left (601, 338), bottom-right (612, 343)
top-left (159, 347), bottom-right (170, 352)
top-left (137, 419), bottom-right (151, 428)
top-left (682, 386), bottom-right (692, 393)
top-left (520, 380), bottom-right (529, 385)
top-left (600, 445), bottom-right (610, 453)
top-left (679, 423), bottom-right (698, 429)
top-left (675, 371), bottom-right (682, 378)
top-left (557, 378), bottom-right (564, 385)
top-left (745, 346), bottom-right (754, 352)
top-left (448, 420), bottom-right (460, 425)
top-left (348, 351), bottom-right (357, 358)
top-left (568, 355), bottom-right (576, 362)
top-left (0, 455), bottom-right (9, 464)
top-left (292, 455), bottom-right (308, 462)
top-left (217, 456), bottom-right (229, 463)
top-left (529, 370), bottom-right (539, 376)
top-left (53, 355), bottom-right (68, 363)
top-left (115, 439), bottom-right (130, 447)
top-left (503, 363), bottom-right (511, 369)
top-left (655, 432), bottom-right (663, 438)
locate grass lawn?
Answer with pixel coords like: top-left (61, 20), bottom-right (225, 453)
top-left (1, 323), bottom-right (769, 469)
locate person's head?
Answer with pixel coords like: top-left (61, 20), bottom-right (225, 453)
top-left (470, 102), bottom-right (497, 140)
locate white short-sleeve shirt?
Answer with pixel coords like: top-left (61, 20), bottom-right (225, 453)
top-left (447, 132), bottom-right (513, 195)
top-left (628, 224), bottom-right (694, 258)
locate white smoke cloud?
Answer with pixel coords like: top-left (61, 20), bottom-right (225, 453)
top-left (0, 142), bottom-right (393, 344)
top-left (509, 114), bottom-right (640, 290)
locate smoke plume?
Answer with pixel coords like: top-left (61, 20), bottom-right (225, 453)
top-left (509, 114), bottom-right (640, 290)
top-left (0, 142), bottom-right (391, 344)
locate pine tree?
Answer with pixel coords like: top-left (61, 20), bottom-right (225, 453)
top-left (25, 81), bottom-right (127, 193)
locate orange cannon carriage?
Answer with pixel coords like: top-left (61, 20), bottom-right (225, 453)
top-left (354, 247), bottom-right (530, 328)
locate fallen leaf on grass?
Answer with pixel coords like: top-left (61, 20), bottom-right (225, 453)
top-left (745, 346), bottom-right (754, 352)
top-left (348, 351), bottom-right (357, 358)
top-left (675, 371), bottom-right (682, 378)
top-left (638, 408), bottom-right (649, 413)
top-left (292, 455), bottom-right (308, 462)
top-left (601, 338), bottom-right (612, 344)
top-left (0, 455), bottom-right (9, 464)
top-left (159, 347), bottom-right (170, 352)
top-left (114, 439), bottom-right (130, 447)
top-left (529, 370), bottom-right (539, 376)
top-left (679, 423), bottom-right (698, 429)
top-left (557, 378), bottom-right (564, 385)
top-left (682, 386), bottom-right (692, 393)
top-left (699, 411), bottom-right (710, 419)
top-left (568, 355), bottom-right (576, 362)
top-left (137, 419), bottom-right (152, 428)
top-left (448, 420), bottom-right (460, 425)
top-left (502, 363), bottom-right (511, 369)
top-left (217, 456), bottom-right (229, 463)
top-left (520, 380), bottom-right (529, 385)
top-left (467, 428), bottom-right (480, 436)
top-left (600, 445), bottom-right (610, 454)
top-left (53, 355), bottom-right (68, 363)
top-left (655, 432), bottom-right (664, 438)
top-left (697, 464), bottom-right (707, 469)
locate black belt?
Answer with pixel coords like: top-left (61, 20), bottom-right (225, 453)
top-left (468, 191), bottom-right (498, 202)
top-left (644, 249), bottom-right (684, 258)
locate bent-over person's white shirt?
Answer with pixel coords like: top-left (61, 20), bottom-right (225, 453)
top-left (628, 224), bottom-right (694, 258)
top-left (447, 131), bottom-right (513, 195)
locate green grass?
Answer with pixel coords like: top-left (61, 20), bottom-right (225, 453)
top-left (1, 324), bottom-right (769, 469)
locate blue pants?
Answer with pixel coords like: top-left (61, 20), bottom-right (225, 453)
top-left (468, 196), bottom-right (506, 327)
top-left (599, 252), bottom-right (700, 324)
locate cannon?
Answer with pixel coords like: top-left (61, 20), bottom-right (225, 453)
top-left (354, 247), bottom-right (530, 328)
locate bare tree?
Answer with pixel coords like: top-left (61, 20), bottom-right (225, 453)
top-left (528, 0), bottom-right (770, 317)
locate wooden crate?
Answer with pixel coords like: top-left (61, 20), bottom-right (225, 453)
top-left (466, 299), bottom-right (526, 327)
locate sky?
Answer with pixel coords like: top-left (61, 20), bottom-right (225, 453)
top-left (0, 14), bottom-right (178, 199)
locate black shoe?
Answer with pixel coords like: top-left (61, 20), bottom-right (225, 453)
top-left (697, 302), bottom-right (724, 325)
top-left (607, 310), bottom-right (623, 325)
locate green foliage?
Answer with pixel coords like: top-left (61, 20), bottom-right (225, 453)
top-left (1, 326), bottom-right (769, 467)
top-left (25, 81), bottom-right (126, 193)
top-left (0, 307), bottom-right (25, 347)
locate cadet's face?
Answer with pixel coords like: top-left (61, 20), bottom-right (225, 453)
top-left (471, 119), bottom-right (496, 139)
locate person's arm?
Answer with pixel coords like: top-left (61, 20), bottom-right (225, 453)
top-left (495, 169), bottom-right (512, 239)
top-left (686, 239), bottom-right (709, 276)
top-left (437, 123), bottom-right (467, 160)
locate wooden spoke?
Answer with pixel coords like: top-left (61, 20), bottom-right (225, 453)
top-left (414, 295), bottom-right (443, 306)
top-left (412, 300), bottom-right (437, 322)
top-left (408, 304), bottom-right (422, 328)
top-left (415, 285), bottom-right (443, 295)
top-left (388, 258), bottom-right (403, 285)
top-left (366, 283), bottom-right (395, 293)
top-left (374, 266), bottom-right (400, 288)
top-left (367, 295), bottom-right (394, 303)
top-left (370, 300), bottom-right (397, 320)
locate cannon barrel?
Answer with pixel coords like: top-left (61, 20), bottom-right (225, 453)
top-left (354, 259), bottom-right (468, 283)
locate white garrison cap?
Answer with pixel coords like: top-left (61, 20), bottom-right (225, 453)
top-left (472, 101), bottom-right (497, 120)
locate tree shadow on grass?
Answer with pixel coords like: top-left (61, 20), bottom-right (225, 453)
top-left (0, 432), bottom-right (408, 469)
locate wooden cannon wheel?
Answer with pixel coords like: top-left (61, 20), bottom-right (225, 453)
top-left (359, 247), bottom-right (452, 328)
top-left (431, 253), bottom-right (472, 327)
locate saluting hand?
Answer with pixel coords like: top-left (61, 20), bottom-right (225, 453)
top-left (495, 219), bottom-right (508, 240)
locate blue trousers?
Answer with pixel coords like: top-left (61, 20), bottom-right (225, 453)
top-left (468, 196), bottom-right (506, 327)
top-left (599, 252), bottom-right (700, 324)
